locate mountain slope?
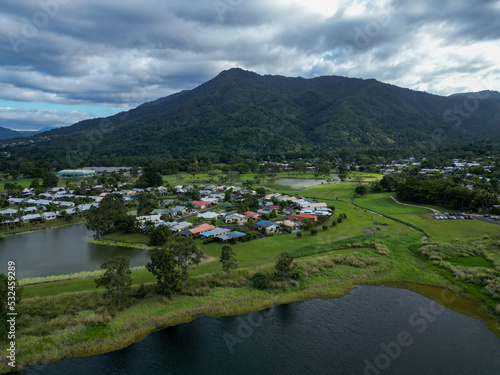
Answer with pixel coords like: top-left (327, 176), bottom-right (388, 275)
top-left (0, 126), bottom-right (39, 140)
top-left (6, 68), bottom-right (500, 163)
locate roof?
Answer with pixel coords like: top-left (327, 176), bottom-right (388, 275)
top-left (189, 224), bottom-right (215, 234)
top-left (216, 231), bottom-right (247, 241)
top-left (192, 201), bottom-right (210, 206)
top-left (200, 228), bottom-right (230, 237)
top-left (256, 220), bottom-right (279, 228)
top-left (292, 213), bottom-right (317, 219)
top-left (225, 213), bottom-right (247, 219)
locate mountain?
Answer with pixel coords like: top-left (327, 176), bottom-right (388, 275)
top-left (5, 68), bottom-right (500, 163)
top-left (450, 90), bottom-right (500, 100)
top-left (0, 126), bottom-right (40, 140)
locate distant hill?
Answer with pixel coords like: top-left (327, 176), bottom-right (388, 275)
top-left (0, 126), bottom-right (40, 140)
top-left (5, 68), bottom-right (500, 163)
top-left (450, 90), bottom-right (500, 100)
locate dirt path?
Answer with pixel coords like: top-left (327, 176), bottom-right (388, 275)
top-left (202, 255), bottom-right (217, 264)
top-left (389, 196), bottom-right (440, 214)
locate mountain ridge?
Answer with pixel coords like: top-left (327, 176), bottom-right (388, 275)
top-left (5, 68), bottom-right (500, 164)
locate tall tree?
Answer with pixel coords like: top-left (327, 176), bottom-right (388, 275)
top-left (85, 194), bottom-right (128, 238)
top-left (95, 256), bottom-right (132, 302)
top-left (146, 248), bottom-right (179, 297)
top-left (42, 171), bottom-right (59, 188)
top-left (170, 237), bottom-right (203, 285)
top-left (220, 245), bottom-right (238, 276)
top-left (274, 255), bottom-right (297, 281)
top-left (137, 192), bottom-right (158, 216)
top-left (149, 225), bottom-right (173, 246)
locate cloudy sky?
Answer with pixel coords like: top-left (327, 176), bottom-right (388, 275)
top-left (1, 0), bottom-right (499, 130)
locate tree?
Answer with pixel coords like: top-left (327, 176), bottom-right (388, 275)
top-left (296, 232), bottom-right (302, 239)
top-left (137, 192), bottom-right (158, 216)
top-left (355, 185), bottom-right (370, 196)
top-left (29, 179), bottom-right (40, 190)
top-left (274, 255), bottom-right (297, 281)
top-left (149, 225), bottom-right (173, 246)
top-left (42, 171), bottom-right (59, 188)
top-left (311, 228), bottom-right (318, 236)
top-left (170, 237), bottom-right (203, 284)
top-left (318, 162), bottom-right (330, 176)
top-left (85, 194), bottom-right (128, 238)
top-left (95, 256), bottom-right (132, 302)
top-left (146, 248), bottom-right (179, 297)
top-left (220, 245), bottom-right (238, 276)
top-left (301, 218), bottom-right (314, 230)
top-left (3, 182), bottom-right (22, 196)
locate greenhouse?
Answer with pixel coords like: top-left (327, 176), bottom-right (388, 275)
top-left (57, 169), bottom-right (96, 178)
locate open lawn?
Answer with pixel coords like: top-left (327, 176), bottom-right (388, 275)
top-left (354, 193), bottom-right (500, 242)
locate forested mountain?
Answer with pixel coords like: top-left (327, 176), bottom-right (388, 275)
top-left (4, 68), bottom-right (500, 165)
top-left (0, 126), bottom-right (39, 140)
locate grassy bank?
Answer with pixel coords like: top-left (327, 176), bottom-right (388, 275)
top-left (0, 217), bottom-right (86, 236)
top-left (4, 231), bottom-right (500, 373)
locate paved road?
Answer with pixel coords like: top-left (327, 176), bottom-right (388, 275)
top-left (470, 215), bottom-right (500, 226)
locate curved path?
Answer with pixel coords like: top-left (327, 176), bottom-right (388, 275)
top-left (389, 196), bottom-right (440, 214)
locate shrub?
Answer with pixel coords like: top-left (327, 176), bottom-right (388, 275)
top-left (311, 228), bottom-right (318, 236)
top-left (337, 216), bottom-right (343, 224)
top-left (297, 232), bottom-right (302, 239)
top-left (134, 284), bottom-right (147, 299)
top-left (291, 265), bottom-right (305, 280)
top-left (322, 225), bottom-right (328, 231)
top-left (331, 221), bottom-right (337, 227)
top-left (251, 272), bottom-right (271, 290)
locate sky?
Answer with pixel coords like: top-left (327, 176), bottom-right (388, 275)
top-left (1, 0), bottom-right (499, 131)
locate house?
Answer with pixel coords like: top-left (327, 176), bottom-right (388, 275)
top-left (150, 209), bottom-right (172, 216)
top-left (171, 222), bottom-right (193, 233)
top-left (197, 212), bottom-right (220, 220)
top-left (192, 201), bottom-right (211, 209)
top-left (216, 231), bottom-right (247, 243)
top-left (184, 224), bottom-right (216, 236)
top-left (42, 212), bottom-right (58, 221)
top-left (224, 213), bottom-right (248, 224)
top-left (0, 208), bottom-right (18, 217)
top-left (243, 211), bottom-right (262, 220)
top-left (172, 206), bottom-right (188, 216)
top-left (158, 186), bottom-right (169, 196)
top-left (200, 227), bottom-right (231, 238)
top-left (276, 220), bottom-right (298, 228)
top-left (22, 214), bottom-right (42, 223)
top-left (256, 220), bottom-right (280, 233)
top-left (291, 213), bottom-right (317, 222)
top-left (24, 206), bottom-right (38, 214)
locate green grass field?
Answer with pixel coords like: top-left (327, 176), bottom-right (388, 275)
top-left (354, 193), bottom-right (500, 242)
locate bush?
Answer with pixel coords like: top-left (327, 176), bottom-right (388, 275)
top-left (251, 272), bottom-right (271, 289)
top-left (291, 265), bottom-right (305, 280)
top-left (297, 232), bottom-right (302, 239)
top-left (322, 225), bottom-right (328, 231)
top-left (331, 221), bottom-right (337, 227)
top-left (311, 228), bottom-right (318, 236)
top-left (134, 284), bottom-right (147, 299)
top-left (337, 216), bottom-right (344, 224)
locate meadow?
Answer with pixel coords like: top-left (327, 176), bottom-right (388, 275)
top-left (2, 178), bottom-right (500, 373)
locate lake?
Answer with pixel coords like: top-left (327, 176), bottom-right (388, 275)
top-left (22, 285), bottom-right (500, 375)
top-left (0, 224), bottom-right (150, 279)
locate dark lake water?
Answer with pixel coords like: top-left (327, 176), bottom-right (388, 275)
top-left (23, 285), bottom-right (500, 375)
top-left (0, 224), bottom-right (150, 278)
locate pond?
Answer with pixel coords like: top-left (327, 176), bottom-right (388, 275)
top-left (0, 223), bottom-right (150, 279)
top-left (23, 285), bottom-right (500, 375)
